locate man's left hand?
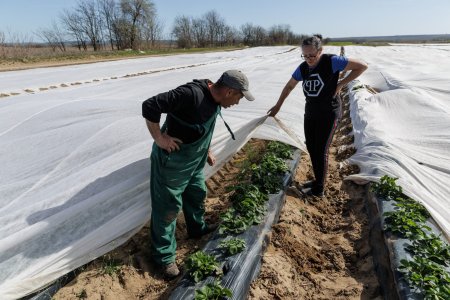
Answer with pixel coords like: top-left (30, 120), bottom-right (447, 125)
top-left (207, 150), bottom-right (216, 166)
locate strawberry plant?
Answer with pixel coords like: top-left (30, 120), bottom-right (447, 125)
top-left (399, 257), bottom-right (450, 300)
top-left (406, 234), bottom-right (450, 266)
top-left (186, 251), bottom-right (222, 283)
top-left (374, 175), bottom-right (450, 299)
top-left (266, 141), bottom-right (293, 159)
top-left (219, 209), bottom-right (250, 235)
top-left (371, 175), bottom-right (403, 200)
top-left (230, 184), bottom-right (267, 222)
top-left (383, 197), bottom-right (430, 239)
top-left (383, 209), bottom-right (430, 239)
top-left (220, 184), bottom-right (270, 235)
top-left (251, 153), bottom-right (288, 193)
top-left (237, 197), bottom-right (266, 224)
top-left (395, 197), bottom-right (430, 216)
top-left (229, 184), bottom-right (268, 207)
top-left (219, 238), bottom-right (246, 256)
top-left (194, 281), bottom-right (232, 300)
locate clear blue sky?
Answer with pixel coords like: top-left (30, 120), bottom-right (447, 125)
top-left (0, 0), bottom-right (449, 41)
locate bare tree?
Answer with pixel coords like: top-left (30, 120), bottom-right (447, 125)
top-left (0, 30), bottom-right (5, 45)
top-left (76, 0), bottom-right (103, 51)
top-left (204, 10), bottom-right (225, 47)
top-left (120, 0), bottom-right (155, 50)
top-left (253, 25), bottom-right (267, 46)
top-left (172, 15), bottom-right (193, 48)
top-left (240, 23), bottom-right (267, 46)
top-left (222, 25), bottom-right (238, 46)
top-left (60, 9), bottom-right (88, 51)
top-left (142, 15), bottom-right (164, 48)
top-left (240, 23), bottom-right (254, 46)
top-left (112, 16), bottom-right (131, 50)
top-left (99, 0), bottom-right (117, 50)
top-left (191, 18), bottom-right (207, 47)
top-left (268, 24), bottom-right (291, 45)
top-left (35, 21), bottom-right (67, 52)
top-left (0, 30), bottom-right (6, 58)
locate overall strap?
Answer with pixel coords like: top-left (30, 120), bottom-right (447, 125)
top-left (218, 109), bottom-right (235, 140)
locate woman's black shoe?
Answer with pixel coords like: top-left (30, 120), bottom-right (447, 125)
top-left (300, 180), bottom-right (316, 189)
top-left (300, 187), bottom-right (324, 197)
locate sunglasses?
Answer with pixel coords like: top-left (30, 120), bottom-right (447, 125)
top-left (301, 54), bottom-right (318, 59)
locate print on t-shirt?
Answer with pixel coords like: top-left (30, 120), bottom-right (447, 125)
top-left (302, 73), bottom-right (324, 97)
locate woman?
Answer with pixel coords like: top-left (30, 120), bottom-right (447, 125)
top-left (268, 35), bottom-right (367, 196)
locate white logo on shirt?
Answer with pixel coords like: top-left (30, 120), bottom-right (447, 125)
top-left (303, 74), bottom-right (324, 97)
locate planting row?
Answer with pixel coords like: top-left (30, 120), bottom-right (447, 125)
top-left (371, 176), bottom-right (450, 300)
top-left (170, 141), bottom-right (299, 299)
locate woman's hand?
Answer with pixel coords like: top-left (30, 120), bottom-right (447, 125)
top-left (334, 81), bottom-right (345, 97)
top-left (267, 104), bottom-right (281, 117)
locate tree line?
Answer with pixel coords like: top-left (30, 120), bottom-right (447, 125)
top-left (1, 0), bottom-right (316, 53)
top-left (172, 11), bottom-right (307, 48)
top-left (33, 0), bottom-right (163, 52)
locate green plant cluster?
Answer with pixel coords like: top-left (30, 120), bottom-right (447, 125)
top-left (373, 175), bottom-right (450, 299)
top-left (219, 238), bottom-right (246, 256)
top-left (186, 251), bottom-right (222, 283)
top-left (194, 281), bottom-right (233, 300)
top-left (219, 208), bottom-right (252, 235)
top-left (219, 142), bottom-right (292, 235)
top-left (100, 255), bottom-right (121, 276)
top-left (406, 234), bottom-right (450, 266)
top-left (371, 175), bottom-right (403, 200)
top-left (384, 197), bottom-right (431, 239)
top-left (250, 153), bottom-right (289, 193)
top-left (266, 141), bottom-right (293, 159)
top-left (219, 185), bottom-right (268, 235)
top-left (399, 257), bottom-right (450, 299)
top-left (190, 141), bottom-right (293, 297)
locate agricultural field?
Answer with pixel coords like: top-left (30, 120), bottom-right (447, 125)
top-left (0, 44), bottom-right (449, 299)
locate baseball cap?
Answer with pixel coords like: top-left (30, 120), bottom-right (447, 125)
top-left (218, 70), bottom-right (255, 101)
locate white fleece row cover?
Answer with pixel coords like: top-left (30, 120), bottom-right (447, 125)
top-left (0, 44), bottom-right (449, 299)
top-left (344, 45), bottom-right (450, 242)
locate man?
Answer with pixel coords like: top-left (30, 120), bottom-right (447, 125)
top-left (142, 70), bottom-right (254, 278)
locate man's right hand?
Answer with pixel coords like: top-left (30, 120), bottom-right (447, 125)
top-left (155, 132), bottom-right (183, 153)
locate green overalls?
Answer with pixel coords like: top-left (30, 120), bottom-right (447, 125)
top-left (149, 106), bottom-right (219, 265)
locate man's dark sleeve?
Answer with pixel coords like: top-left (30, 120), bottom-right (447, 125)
top-left (142, 85), bottom-right (194, 122)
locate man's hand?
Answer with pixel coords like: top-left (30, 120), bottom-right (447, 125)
top-left (155, 132), bottom-right (183, 153)
top-left (267, 104), bottom-right (281, 117)
top-left (207, 150), bottom-right (216, 166)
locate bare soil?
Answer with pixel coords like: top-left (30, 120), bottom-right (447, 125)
top-left (248, 92), bottom-right (381, 300)
top-left (52, 89), bottom-right (382, 300)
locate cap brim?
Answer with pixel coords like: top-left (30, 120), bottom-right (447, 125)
top-left (243, 90), bottom-right (255, 101)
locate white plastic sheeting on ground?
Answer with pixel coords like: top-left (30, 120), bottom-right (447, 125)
top-left (0, 46), bottom-right (310, 299)
top-left (344, 45), bottom-right (450, 241)
top-left (1, 44), bottom-right (449, 299)
top-left (0, 47), bottom-right (289, 95)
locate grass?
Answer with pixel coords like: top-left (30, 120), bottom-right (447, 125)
top-left (326, 41), bottom-right (356, 46)
top-left (326, 41), bottom-right (391, 47)
top-left (0, 45), bottom-right (244, 66)
top-left (100, 255), bottom-right (121, 276)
